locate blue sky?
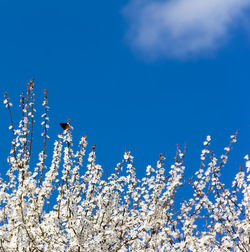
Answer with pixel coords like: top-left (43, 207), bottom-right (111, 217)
top-left (0, 0), bottom-right (249, 186)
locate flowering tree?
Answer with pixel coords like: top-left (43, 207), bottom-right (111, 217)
top-left (0, 80), bottom-right (249, 251)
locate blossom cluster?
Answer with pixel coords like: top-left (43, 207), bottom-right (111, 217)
top-left (0, 81), bottom-right (249, 251)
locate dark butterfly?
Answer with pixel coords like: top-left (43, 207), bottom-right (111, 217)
top-left (60, 123), bottom-right (70, 130)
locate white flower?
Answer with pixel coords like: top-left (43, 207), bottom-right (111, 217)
top-left (1, 85), bottom-right (248, 251)
top-left (246, 160), bottom-right (250, 169)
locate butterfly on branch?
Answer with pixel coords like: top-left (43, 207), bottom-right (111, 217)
top-left (59, 123), bottom-right (70, 130)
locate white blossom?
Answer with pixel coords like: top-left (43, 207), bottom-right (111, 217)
top-left (0, 83), bottom-right (249, 251)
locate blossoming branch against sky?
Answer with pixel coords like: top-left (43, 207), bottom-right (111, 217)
top-left (1, 83), bottom-right (249, 250)
top-left (0, 0), bottom-right (249, 248)
top-left (124, 0), bottom-right (250, 59)
top-left (0, 0), bottom-right (249, 195)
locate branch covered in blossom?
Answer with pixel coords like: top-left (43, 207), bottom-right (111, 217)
top-left (0, 81), bottom-right (249, 251)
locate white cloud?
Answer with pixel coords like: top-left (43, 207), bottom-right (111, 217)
top-left (123, 0), bottom-right (250, 59)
